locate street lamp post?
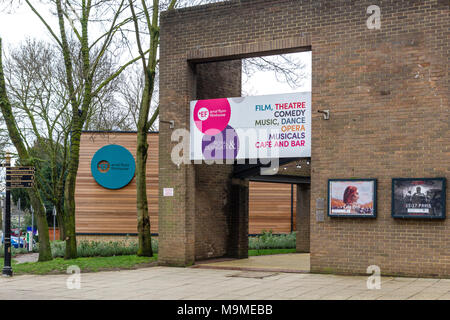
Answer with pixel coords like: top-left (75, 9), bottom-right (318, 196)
top-left (2, 154), bottom-right (12, 277)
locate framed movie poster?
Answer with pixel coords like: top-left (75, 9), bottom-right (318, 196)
top-left (392, 178), bottom-right (446, 219)
top-left (328, 179), bottom-right (377, 218)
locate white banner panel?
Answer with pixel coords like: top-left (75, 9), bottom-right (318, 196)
top-left (190, 92), bottom-right (311, 160)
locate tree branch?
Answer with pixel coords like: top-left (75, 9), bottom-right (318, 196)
top-left (24, 0), bottom-right (63, 48)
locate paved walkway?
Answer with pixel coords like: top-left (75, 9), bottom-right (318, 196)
top-left (194, 253), bottom-right (310, 273)
top-left (14, 253), bottom-right (39, 264)
top-left (1, 266), bottom-right (450, 300)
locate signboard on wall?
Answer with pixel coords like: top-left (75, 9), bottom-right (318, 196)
top-left (91, 144), bottom-right (136, 190)
top-left (190, 92), bottom-right (311, 160)
top-left (392, 178), bottom-right (446, 219)
top-left (328, 179), bottom-right (377, 218)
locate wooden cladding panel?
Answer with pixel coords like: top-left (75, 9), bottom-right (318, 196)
top-left (249, 182), bottom-right (297, 234)
top-left (75, 132), bottom-right (159, 234)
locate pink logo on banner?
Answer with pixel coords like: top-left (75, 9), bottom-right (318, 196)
top-left (193, 98), bottom-right (231, 135)
top-left (202, 125), bottom-right (239, 160)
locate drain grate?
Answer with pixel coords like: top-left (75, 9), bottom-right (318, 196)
top-left (228, 272), bottom-right (278, 279)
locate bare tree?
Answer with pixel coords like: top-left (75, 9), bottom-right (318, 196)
top-left (0, 122), bottom-right (7, 154)
top-left (119, 63), bottom-right (159, 131)
top-left (4, 38), bottom-right (70, 242)
top-left (19, 0), bottom-right (144, 259)
top-left (0, 38), bottom-right (53, 261)
top-left (3, 29), bottom-right (141, 236)
top-left (242, 54), bottom-right (309, 96)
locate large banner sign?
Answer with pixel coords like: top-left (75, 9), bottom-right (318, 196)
top-left (190, 92), bottom-right (311, 160)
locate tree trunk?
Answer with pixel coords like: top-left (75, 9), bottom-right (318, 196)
top-left (62, 209), bottom-right (76, 258)
top-left (129, 0), bottom-right (160, 258)
top-left (28, 188), bottom-right (52, 261)
top-left (136, 128), bottom-right (153, 257)
top-left (0, 38), bottom-right (52, 261)
top-left (63, 129), bottom-right (81, 259)
top-left (56, 205), bottom-right (65, 241)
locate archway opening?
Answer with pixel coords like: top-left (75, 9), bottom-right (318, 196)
top-left (191, 51), bottom-right (312, 273)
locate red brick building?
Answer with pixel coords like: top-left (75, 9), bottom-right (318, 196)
top-left (157, 0), bottom-right (449, 277)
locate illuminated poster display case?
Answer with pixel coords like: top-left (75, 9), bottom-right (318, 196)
top-left (327, 179), bottom-right (377, 218)
top-left (392, 178), bottom-right (446, 219)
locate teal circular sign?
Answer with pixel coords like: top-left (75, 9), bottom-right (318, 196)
top-left (91, 144), bottom-right (136, 189)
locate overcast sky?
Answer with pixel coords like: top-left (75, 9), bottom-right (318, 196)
top-left (0, 3), bottom-right (57, 46)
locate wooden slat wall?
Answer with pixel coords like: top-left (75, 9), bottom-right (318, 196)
top-left (249, 182), bottom-right (297, 234)
top-left (75, 132), bottom-right (296, 235)
top-left (75, 132), bottom-right (159, 234)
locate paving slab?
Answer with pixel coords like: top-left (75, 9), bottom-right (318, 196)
top-left (193, 253), bottom-right (310, 273)
top-left (0, 266), bottom-right (449, 300)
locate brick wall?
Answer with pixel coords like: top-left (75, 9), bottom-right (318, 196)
top-left (194, 60), bottom-right (242, 260)
top-left (159, 0), bottom-right (449, 276)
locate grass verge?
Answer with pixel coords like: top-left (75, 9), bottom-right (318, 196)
top-left (0, 255), bottom-right (157, 275)
top-left (1, 248), bottom-right (297, 275)
top-left (248, 248), bottom-right (297, 256)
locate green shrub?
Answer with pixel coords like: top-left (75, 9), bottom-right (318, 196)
top-left (248, 230), bottom-right (296, 250)
top-left (49, 238), bottom-right (158, 258)
top-left (1, 238), bottom-right (158, 258)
